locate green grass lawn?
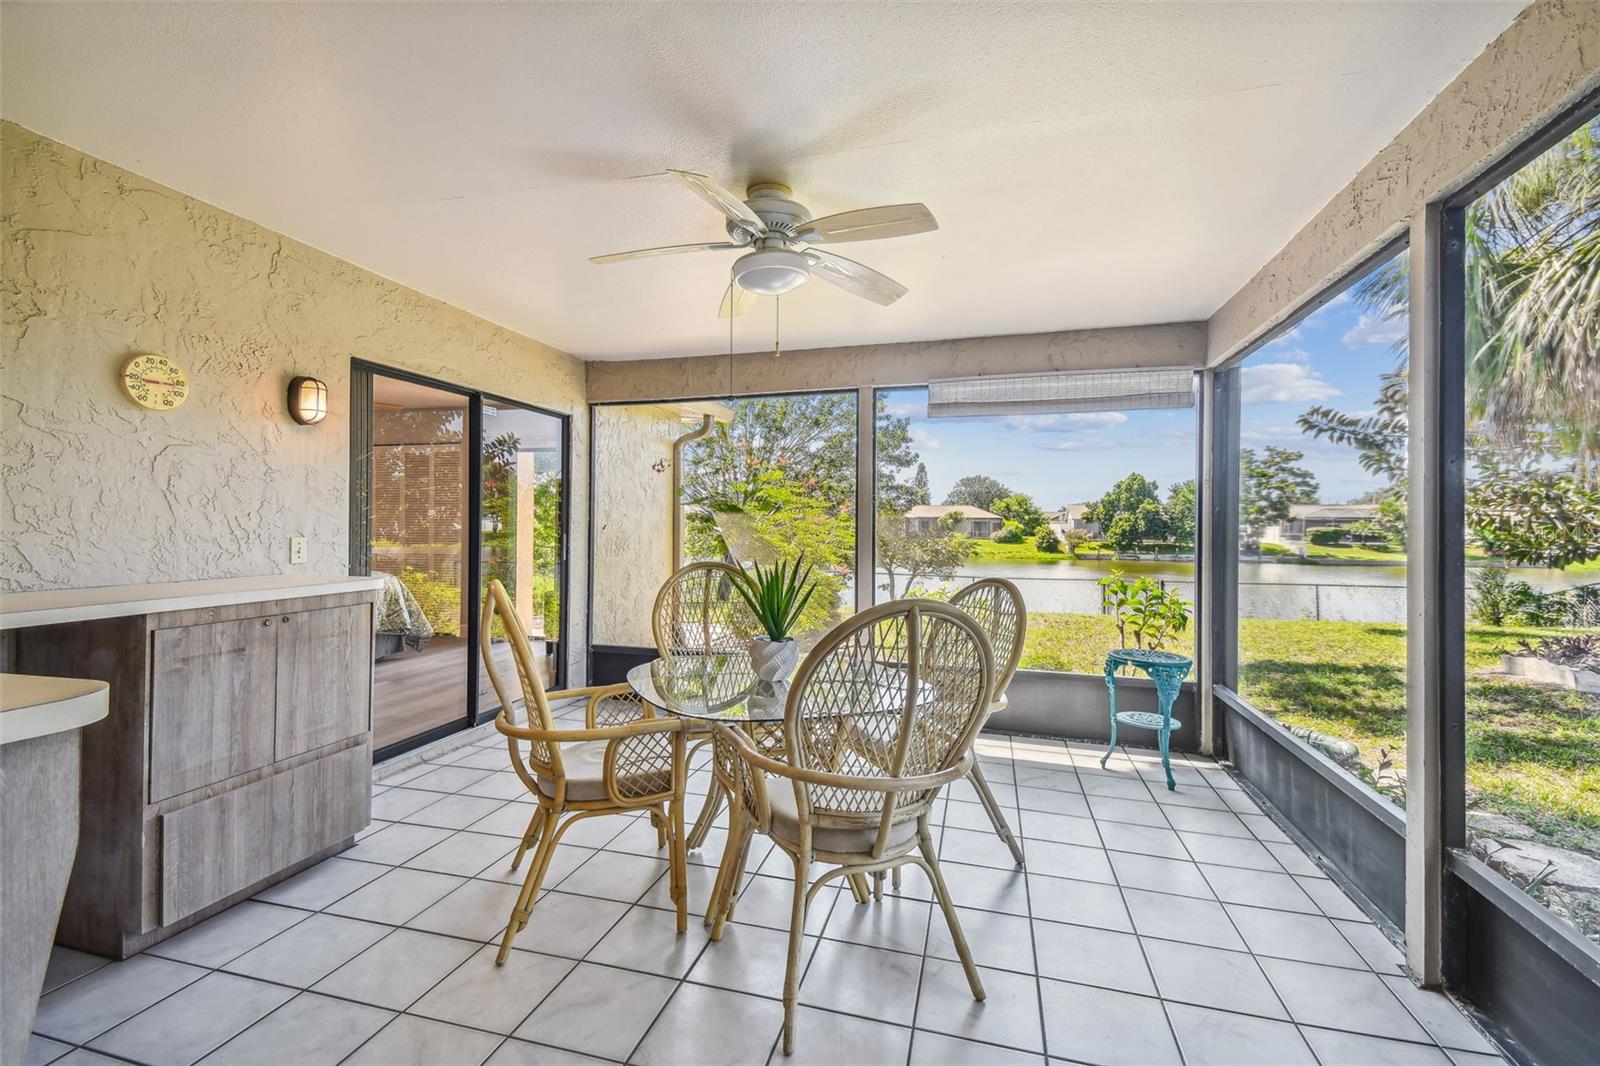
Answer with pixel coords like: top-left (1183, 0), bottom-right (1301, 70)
top-left (1021, 612), bottom-right (1600, 851)
top-left (967, 540), bottom-right (1066, 563)
top-left (1304, 543), bottom-right (1408, 562)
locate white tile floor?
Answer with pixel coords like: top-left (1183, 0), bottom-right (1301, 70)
top-left (28, 716), bottom-right (1508, 1066)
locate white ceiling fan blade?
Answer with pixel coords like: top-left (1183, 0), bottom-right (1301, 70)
top-left (805, 249), bottom-right (908, 306)
top-left (668, 170), bottom-right (767, 235)
top-left (718, 284), bottom-right (753, 319)
top-left (800, 203), bottom-right (937, 244)
top-left (590, 242), bottom-right (739, 264)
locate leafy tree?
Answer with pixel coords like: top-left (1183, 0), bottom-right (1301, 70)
top-left (994, 522), bottom-right (1026, 544)
top-left (682, 394), bottom-right (858, 514)
top-left (910, 463), bottom-right (931, 507)
top-left (942, 475), bottom-right (1013, 511)
top-left (991, 492), bottom-right (1045, 535)
top-left (1034, 527), bottom-right (1063, 553)
top-left (1088, 474), bottom-right (1170, 551)
top-left (877, 521), bottom-right (972, 599)
top-left (1165, 480), bottom-right (1197, 550)
top-left (1467, 455), bottom-right (1600, 568)
top-left (875, 397), bottom-right (922, 515)
top-left (1301, 370), bottom-right (1600, 566)
top-left (703, 471), bottom-right (852, 636)
top-left (1344, 119), bottom-right (1600, 473)
top-left (1240, 447), bottom-right (1318, 539)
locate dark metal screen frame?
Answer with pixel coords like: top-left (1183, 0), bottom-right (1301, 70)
top-left (350, 359), bottom-right (572, 761)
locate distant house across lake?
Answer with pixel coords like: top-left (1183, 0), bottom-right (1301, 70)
top-left (1262, 503), bottom-right (1378, 544)
top-left (1047, 503), bottom-right (1101, 540)
top-left (904, 504), bottom-right (1004, 539)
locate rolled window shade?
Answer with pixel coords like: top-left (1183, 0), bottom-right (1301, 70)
top-left (927, 369), bottom-right (1196, 418)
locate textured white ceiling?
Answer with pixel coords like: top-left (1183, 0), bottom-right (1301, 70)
top-left (1, 2), bottom-right (1524, 360)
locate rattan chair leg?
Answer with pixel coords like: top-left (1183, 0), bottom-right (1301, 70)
top-left (686, 778), bottom-right (725, 850)
top-left (918, 818), bottom-right (985, 1000)
top-left (781, 849), bottom-right (811, 1057)
top-left (968, 761), bottom-right (1025, 866)
top-left (670, 794), bottom-right (689, 933)
top-left (497, 805), bottom-right (564, 964)
top-left (891, 865), bottom-right (902, 891)
top-left (711, 821), bottom-right (755, 940)
top-left (847, 873), bottom-right (870, 904)
top-left (706, 802), bottom-right (743, 930)
top-left (872, 870), bottom-right (884, 900)
top-left (508, 805), bottom-right (547, 873)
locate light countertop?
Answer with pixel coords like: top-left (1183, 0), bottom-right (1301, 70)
top-left (0, 674), bottom-right (110, 745)
top-left (0, 575), bottom-right (384, 631)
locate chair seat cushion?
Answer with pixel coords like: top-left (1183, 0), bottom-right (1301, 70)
top-left (765, 777), bottom-right (921, 856)
top-left (537, 739), bottom-right (670, 803)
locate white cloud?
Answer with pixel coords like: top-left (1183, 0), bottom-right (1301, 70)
top-left (910, 427), bottom-right (941, 450)
top-left (1065, 411), bottom-right (1128, 428)
top-left (1341, 313), bottom-right (1406, 348)
top-left (1002, 411), bottom-right (1128, 432)
top-left (1240, 363), bottom-right (1341, 405)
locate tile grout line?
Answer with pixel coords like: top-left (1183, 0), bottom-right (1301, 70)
top-left (36, 742), bottom-right (1502, 1066)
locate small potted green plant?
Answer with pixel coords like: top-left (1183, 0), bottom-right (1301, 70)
top-left (732, 556), bottom-right (816, 682)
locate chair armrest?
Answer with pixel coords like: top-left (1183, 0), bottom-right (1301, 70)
top-left (578, 682), bottom-right (654, 727)
top-left (495, 710), bottom-right (681, 746)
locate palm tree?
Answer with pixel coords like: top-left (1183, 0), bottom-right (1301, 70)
top-left (1351, 118), bottom-right (1600, 475)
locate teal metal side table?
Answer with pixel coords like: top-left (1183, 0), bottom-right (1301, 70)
top-left (1101, 648), bottom-right (1193, 791)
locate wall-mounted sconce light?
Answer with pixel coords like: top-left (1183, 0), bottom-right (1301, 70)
top-left (287, 375), bottom-right (329, 425)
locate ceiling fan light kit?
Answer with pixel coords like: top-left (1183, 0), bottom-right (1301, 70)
top-left (732, 247), bottom-right (811, 295)
top-left (592, 170), bottom-right (936, 314)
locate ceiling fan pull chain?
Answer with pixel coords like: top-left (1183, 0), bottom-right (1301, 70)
top-left (773, 295), bottom-right (781, 359)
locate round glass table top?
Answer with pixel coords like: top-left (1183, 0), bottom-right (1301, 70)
top-left (626, 653), bottom-right (792, 723)
top-left (626, 653), bottom-right (926, 724)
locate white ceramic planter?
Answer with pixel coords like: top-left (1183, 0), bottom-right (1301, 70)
top-left (749, 637), bottom-right (799, 682)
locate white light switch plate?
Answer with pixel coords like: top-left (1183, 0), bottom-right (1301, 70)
top-left (289, 536), bottom-right (307, 564)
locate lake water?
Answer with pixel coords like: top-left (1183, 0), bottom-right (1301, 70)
top-left (869, 556), bottom-right (1594, 624)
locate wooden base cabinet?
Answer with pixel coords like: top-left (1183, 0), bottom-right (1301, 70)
top-left (12, 590), bottom-right (376, 958)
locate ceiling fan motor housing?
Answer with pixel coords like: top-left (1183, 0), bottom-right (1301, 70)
top-left (729, 183), bottom-right (815, 294)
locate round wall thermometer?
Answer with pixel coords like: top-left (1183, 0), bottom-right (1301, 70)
top-left (121, 354), bottom-right (189, 410)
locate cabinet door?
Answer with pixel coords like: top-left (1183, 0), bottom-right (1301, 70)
top-left (275, 604), bottom-right (372, 760)
top-left (150, 618), bottom-right (277, 801)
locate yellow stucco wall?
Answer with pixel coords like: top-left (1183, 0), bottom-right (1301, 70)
top-left (0, 121), bottom-right (589, 676)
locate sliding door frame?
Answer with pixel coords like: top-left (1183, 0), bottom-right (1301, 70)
top-left (351, 359), bottom-right (571, 761)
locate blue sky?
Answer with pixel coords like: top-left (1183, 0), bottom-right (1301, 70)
top-left (885, 258), bottom-right (1407, 510)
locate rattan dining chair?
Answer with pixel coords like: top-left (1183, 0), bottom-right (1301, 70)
top-left (651, 561), bottom-right (761, 847)
top-left (947, 577), bottom-right (1027, 866)
top-left (705, 600), bottom-right (995, 1056)
top-left (479, 579), bottom-right (689, 964)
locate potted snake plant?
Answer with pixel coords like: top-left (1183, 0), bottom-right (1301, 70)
top-left (732, 556), bottom-right (816, 682)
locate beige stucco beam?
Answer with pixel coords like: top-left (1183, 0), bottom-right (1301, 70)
top-left (1205, 0), bottom-right (1600, 368)
top-left (585, 321), bottom-right (1207, 403)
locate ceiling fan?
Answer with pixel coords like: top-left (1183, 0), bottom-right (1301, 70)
top-left (591, 170), bottom-right (937, 315)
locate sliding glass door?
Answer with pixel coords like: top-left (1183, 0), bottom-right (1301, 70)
top-left (479, 398), bottom-right (566, 716)
top-left (353, 363), bottom-right (568, 758)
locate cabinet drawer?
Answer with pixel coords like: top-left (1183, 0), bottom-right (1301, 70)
top-left (272, 744), bottom-right (371, 869)
top-left (159, 744), bottom-right (370, 925)
top-left (160, 774), bottom-right (276, 925)
top-left (150, 618), bottom-right (277, 801)
top-left (275, 605), bottom-right (373, 760)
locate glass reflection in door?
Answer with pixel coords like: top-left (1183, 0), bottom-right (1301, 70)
top-left (368, 374), bottom-right (472, 750)
top-left (479, 400), bottom-right (565, 714)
